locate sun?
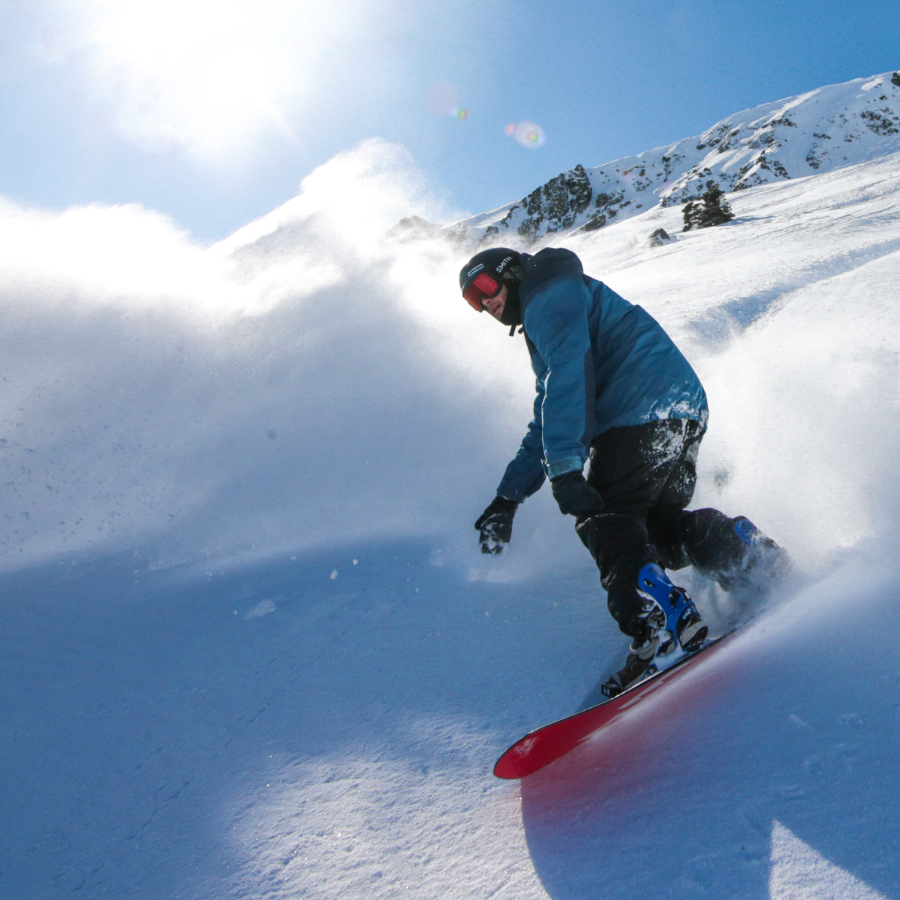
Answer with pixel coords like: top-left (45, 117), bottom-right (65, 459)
top-left (71, 0), bottom-right (357, 160)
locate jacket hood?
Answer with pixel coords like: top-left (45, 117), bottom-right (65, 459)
top-left (518, 248), bottom-right (585, 307)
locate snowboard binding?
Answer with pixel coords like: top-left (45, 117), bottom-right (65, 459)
top-left (637, 563), bottom-right (707, 653)
top-left (602, 564), bottom-right (708, 698)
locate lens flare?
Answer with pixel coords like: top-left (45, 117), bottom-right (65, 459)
top-left (505, 123), bottom-right (515, 136)
top-left (426, 82), bottom-right (463, 117)
top-left (513, 121), bottom-right (545, 148)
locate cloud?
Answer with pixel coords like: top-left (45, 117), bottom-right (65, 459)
top-left (0, 140), bottom-right (531, 571)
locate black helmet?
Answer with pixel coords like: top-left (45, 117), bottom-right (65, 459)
top-left (459, 248), bottom-right (520, 311)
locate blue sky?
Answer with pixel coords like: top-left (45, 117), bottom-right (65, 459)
top-left (1, 0), bottom-right (898, 241)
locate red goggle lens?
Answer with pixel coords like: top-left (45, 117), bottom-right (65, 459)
top-left (462, 272), bottom-right (502, 311)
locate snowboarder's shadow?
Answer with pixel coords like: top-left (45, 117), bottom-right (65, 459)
top-left (517, 575), bottom-right (900, 900)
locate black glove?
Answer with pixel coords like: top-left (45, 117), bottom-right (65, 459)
top-left (474, 496), bottom-right (519, 554)
top-left (551, 471), bottom-right (604, 518)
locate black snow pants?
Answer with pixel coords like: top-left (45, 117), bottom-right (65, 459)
top-left (574, 418), bottom-right (750, 639)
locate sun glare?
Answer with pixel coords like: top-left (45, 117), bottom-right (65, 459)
top-left (68, 0), bottom-right (363, 160)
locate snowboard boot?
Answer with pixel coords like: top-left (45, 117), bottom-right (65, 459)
top-left (718, 517), bottom-right (791, 595)
top-left (602, 564), bottom-right (709, 698)
top-left (675, 607), bottom-right (707, 652)
top-left (601, 580), bottom-right (667, 698)
top-left (681, 510), bottom-right (790, 597)
top-left (602, 625), bottom-right (660, 698)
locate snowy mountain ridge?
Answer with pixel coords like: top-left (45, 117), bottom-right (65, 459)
top-left (450, 69), bottom-right (900, 244)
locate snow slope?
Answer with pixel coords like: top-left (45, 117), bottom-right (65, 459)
top-left (3, 138), bottom-right (900, 897)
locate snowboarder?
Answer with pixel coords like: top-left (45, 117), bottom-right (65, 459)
top-left (460, 246), bottom-right (787, 692)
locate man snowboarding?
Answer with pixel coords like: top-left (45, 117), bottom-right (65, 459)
top-left (460, 246), bottom-right (787, 693)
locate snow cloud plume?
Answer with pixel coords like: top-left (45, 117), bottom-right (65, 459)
top-left (0, 140), bottom-right (529, 569)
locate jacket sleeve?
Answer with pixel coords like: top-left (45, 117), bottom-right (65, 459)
top-left (525, 276), bottom-right (593, 480)
top-left (496, 380), bottom-right (547, 502)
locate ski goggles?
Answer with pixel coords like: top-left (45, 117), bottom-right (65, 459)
top-left (462, 272), bottom-right (503, 311)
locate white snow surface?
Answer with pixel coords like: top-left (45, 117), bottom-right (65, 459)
top-left (4, 136), bottom-right (900, 897)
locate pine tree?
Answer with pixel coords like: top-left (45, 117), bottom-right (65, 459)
top-left (681, 200), bottom-right (701, 232)
top-left (699, 181), bottom-right (735, 227)
top-left (682, 180), bottom-right (735, 231)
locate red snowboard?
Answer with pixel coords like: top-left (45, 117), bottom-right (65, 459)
top-left (494, 633), bottom-right (733, 779)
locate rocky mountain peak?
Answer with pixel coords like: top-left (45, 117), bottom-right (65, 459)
top-left (452, 70), bottom-right (900, 246)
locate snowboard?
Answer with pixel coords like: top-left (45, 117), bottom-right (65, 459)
top-left (493, 632), bottom-right (733, 779)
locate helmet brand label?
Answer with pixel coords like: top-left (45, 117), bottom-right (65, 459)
top-left (495, 255), bottom-right (514, 275)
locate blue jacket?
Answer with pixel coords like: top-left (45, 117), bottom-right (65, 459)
top-left (496, 248), bottom-right (708, 503)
